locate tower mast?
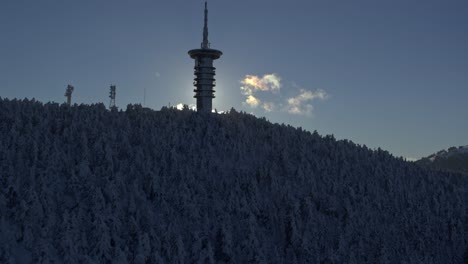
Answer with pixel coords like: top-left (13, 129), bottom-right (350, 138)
top-left (188, 1), bottom-right (223, 113)
top-left (109, 85), bottom-right (116, 110)
top-left (65, 84), bottom-right (74, 106)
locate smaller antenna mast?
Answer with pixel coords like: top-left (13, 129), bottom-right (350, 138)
top-left (65, 84), bottom-right (74, 106)
top-left (109, 85), bottom-right (117, 110)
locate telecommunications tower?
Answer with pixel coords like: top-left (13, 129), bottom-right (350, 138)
top-left (188, 1), bottom-right (223, 113)
top-left (109, 85), bottom-right (116, 110)
top-left (65, 84), bottom-right (74, 106)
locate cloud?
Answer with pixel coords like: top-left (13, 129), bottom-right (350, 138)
top-left (243, 94), bottom-right (276, 111)
top-left (286, 89), bottom-right (328, 115)
top-left (240, 73), bottom-right (329, 116)
top-left (245, 95), bottom-right (260, 108)
top-left (262, 102), bottom-right (275, 112)
top-left (155, 72), bottom-right (161, 78)
top-left (240, 74), bottom-right (281, 95)
top-left (241, 74), bottom-right (280, 111)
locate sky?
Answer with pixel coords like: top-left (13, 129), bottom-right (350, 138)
top-left (1, 0), bottom-right (467, 160)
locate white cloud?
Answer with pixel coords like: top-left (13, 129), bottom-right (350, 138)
top-left (245, 95), bottom-right (260, 108)
top-left (240, 74), bottom-right (281, 95)
top-left (262, 102), bottom-right (275, 112)
top-left (286, 89), bottom-right (328, 115)
top-left (287, 89), bottom-right (328, 106)
top-left (240, 73), bottom-right (328, 116)
top-left (240, 74), bottom-right (280, 112)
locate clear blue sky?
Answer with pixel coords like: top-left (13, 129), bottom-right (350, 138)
top-left (1, 0), bottom-right (467, 159)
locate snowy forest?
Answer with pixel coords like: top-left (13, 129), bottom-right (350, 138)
top-left (0, 98), bottom-right (467, 263)
top-left (417, 147), bottom-right (468, 176)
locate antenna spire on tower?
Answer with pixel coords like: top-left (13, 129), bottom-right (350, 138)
top-left (202, 1), bottom-right (210, 49)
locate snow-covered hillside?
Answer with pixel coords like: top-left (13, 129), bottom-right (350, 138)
top-left (426, 146), bottom-right (468, 162)
top-left (0, 98), bottom-right (467, 263)
top-left (417, 146), bottom-right (468, 175)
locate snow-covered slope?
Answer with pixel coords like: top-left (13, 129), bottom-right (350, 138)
top-left (426, 145), bottom-right (468, 162)
top-left (0, 98), bottom-right (467, 263)
top-left (417, 146), bottom-right (468, 175)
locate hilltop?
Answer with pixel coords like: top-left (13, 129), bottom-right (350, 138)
top-left (417, 146), bottom-right (468, 175)
top-left (0, 98), bottom-right (467, 263)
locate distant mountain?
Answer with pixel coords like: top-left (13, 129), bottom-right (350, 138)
top-left (416, 145), bottom-right (468, 175)
top-left (0, 98), bottom-right (467, 263)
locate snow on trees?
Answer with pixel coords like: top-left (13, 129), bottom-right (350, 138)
top-left (0, 98), bottom-right (466, 263)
